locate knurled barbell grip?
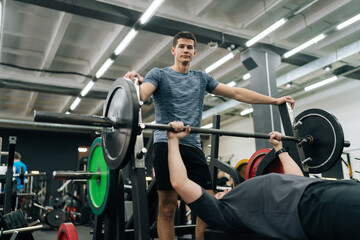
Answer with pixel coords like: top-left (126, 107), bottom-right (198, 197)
top-left (142, 123), bottom-right (303, 142)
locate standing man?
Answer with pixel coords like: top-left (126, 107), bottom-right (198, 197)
top-left (14, 151), bottom-right (27, 210)
top-left (124, 31), bottom-right (295, 240)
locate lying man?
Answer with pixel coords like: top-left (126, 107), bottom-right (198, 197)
top-left (167, 121), bottom-right (360, 240)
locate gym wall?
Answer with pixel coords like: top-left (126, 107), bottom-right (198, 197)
top-left (202, 79), bottom-right (360, 179)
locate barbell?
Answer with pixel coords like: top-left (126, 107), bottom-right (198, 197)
top-left (34, 77), bottom-right (349, 172)
top-left (53, 137), bottom-right (115, 216)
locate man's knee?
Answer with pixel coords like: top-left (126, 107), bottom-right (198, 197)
top-left (159, 200), bottom-right (177, 217)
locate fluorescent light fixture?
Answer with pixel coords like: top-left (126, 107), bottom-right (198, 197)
top-left (246, 18), bottom-right (287, 47)
top-left (96, 58), bottom-right (114, 78)
top-left (80, 80), bottom-right (95, 97)
top-left (243, 73), bottom-right (251, 80)
top-left (336, 13), bottom-right (360, 30)
top-left (140, 0), bottom-right (165, 25)
top-left (240, 108), bottom-right (254, 116)
top-left (205, 52), bottom-right (235, 73)
top-left (294, 0), bottom-right (318, 15)
top-left (227, 81), bottom-right (236, 87)
top-left (283, 34), bottom-right (326, 59)
top-left (114, 29), bottom-right (138, 55)
top-left (202, 123), bottom-right (213, 128)
top-left (70, 97), bottom-right (82, 111)
top-left (65, 111), bottom-right (70, 115)
top-left (304, 76), bottom-right (338, 91)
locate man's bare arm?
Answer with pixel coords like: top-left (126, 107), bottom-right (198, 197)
top-left (268, 132), bottom-right (304, 176)
top-left (123, 71), bottom-right (155, 102)
top-left (167, 122), bottom-right (202, 204)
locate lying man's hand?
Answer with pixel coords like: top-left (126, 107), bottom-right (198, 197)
top-left (268, 131), bottom-right (283, 150)
top-left (167, 121), bottom-right (191, 140)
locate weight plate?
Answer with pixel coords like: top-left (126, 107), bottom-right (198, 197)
top-left (233, 159), bottom-right (249, 187)
top-left (57, 223), bottom-right (79, 240)
top-left (87, 137), bottom-right (115, 216)
top-left (245, 149), bottom-right (271, 180)
top-left (46, 209), bottom-right (65, 228)
top-left (102, 77), bottom-right (139, 169)
top-left (295, 109), bottom-right (345, 173)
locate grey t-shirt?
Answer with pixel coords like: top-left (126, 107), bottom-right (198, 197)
top-left (144, 67), bottom-right (219, 149)
top-left (188, 173), bottom-right (323, 240)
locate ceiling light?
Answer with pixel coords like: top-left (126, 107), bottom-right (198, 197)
top-left (246, 18), bottom-right (287, 47)
top-left (140, 0), bottom-right (165, 25)
top-left (240, 108), bottom-right (254, 116)
top-left (205, 52), bottom-right (235, 73)
top-left (304, 76), bottom-right (338, 91)
top-left (336, 13), bottom-right (360, 30)
top-left (65, 111), bottom-right (70, 115)
top-left (283, 34), bottom-right (326, 58)
top-left (294, 0), bottom-right (318, 15)
top-left (243, 73), bottom-right (251, 80)
top-left (96, 58), bottom-right (114, 78)
top-left (202, 123), bottom-right (213, 128)
top-left (324, 66), bottom-right (331, 72)
top-left (78, 147), bottom-right (88, 153)
top-left (70, 97), bottom-right (82, 111)
top-left (285, 83), bottom-right (293, 88)
top-left (227, 81), bottom-right (236, 87)
top-left (114, 29), bottom-right (138, 55)
top-left (80, 80), bottom-right (95, 97)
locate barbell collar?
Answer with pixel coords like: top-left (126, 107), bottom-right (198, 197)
top-left (53, 171), bottom-right (100, 180)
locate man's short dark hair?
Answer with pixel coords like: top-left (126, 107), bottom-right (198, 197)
top-left (173, 31), bottom-right (197, 48)
top-left (14, 152), bottom-right (21, 160)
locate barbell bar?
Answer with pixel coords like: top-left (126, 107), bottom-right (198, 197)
top-left (53, 171), bottom-right (100, 180)
top-left (34, 111), bottom-right (306, 143)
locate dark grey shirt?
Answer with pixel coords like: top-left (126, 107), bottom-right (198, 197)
top-left (188, 173), bottom-right (323, 240)
top-left (144, 67), bottom-right (219, 149)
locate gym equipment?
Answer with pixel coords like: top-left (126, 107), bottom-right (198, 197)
top-left (57, 222), bottom-right (78, 240)
top-left (45, 208), bottom-right (66, 228)
top-left (53, 137), bottom-right (115, 216)
top-left (295, 108), bottom-right (346, 173)
top-left (232, 159), bottom-right (249, 187)
top-left (0, 209), bottom-right (43, 240)
top-left (34, 77), bottom-right (349, 172)
top-left (245, 149), bottom-right (285, 180)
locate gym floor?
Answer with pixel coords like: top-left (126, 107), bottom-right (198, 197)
top-left (33, 224), bottom-right (92, 240)
top-left (32, 224), bottom-right (195, 240)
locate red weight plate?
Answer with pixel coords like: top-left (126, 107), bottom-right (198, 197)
top-left (57, 223), bottom-right (78, 240)
top-left (245, 148), bottom-right (271, 180)
top-left (266, 160), bottom-right (284, 175)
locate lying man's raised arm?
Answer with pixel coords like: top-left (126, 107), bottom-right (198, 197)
top-left (268, 132), bottom-right (304, 176)
top-left (167, 121), bottom-right (203, 204)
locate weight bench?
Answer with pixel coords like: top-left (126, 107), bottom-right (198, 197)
top-left (204, 228), bottom-right (280, 240)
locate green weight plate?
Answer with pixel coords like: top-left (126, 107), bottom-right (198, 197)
top-left (295, 108), bottom-right (345, 173)
top-left (87, 137), bottom-right (115, 215)
top-left (102, 77), bottom-right (139, 170)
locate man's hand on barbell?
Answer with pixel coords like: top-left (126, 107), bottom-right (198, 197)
top-left (167, 121), bottom-right (191, 140)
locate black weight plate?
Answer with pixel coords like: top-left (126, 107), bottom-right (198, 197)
top-left (295, 109), bottom-right (345, 173)
top-left (102, 78), bottom-right (139, 169)
top-left (46, 209), bottom-right (66, 228)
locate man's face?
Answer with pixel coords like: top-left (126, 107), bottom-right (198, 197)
top-left (171, 38), bottom-right (197, 65)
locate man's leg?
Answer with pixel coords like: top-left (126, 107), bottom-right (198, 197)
top-left (195, 189), bottom-right (214, 240)
top-left (157, 189), bottom-right (178, 240)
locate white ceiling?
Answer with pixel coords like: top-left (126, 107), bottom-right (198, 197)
top-left (0, 0), bottom-right (359, 130)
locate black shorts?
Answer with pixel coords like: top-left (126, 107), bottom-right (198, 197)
top-left (298, 180), bottom-right (360, 240)
top-left (153, 142), bottom-right (212, 190)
